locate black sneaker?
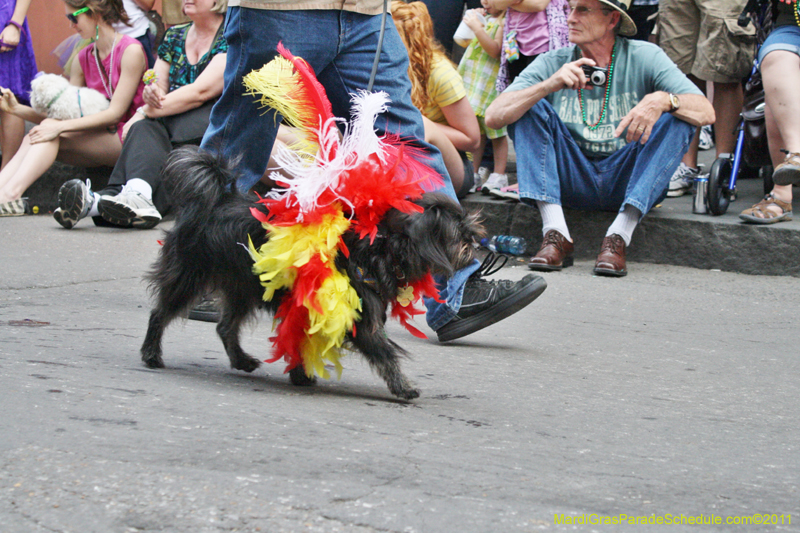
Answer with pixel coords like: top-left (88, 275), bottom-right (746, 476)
top-left (187, 295), bottom-right (221, 323)
top-left (436, 253), bottom-right (547, 342)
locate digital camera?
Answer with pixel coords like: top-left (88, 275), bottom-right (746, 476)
top-left (581, 65), bottom-right (608, 87)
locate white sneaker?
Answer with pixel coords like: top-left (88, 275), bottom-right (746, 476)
top-left (0, 198), bottom-right (27, 217)
top-left (481, 172), bottom-right (508, 195)
top-left (490, 184), bottom-right (520, 201)
top-left (667, 163), bottom-right (701, 197)
top-left (698, 125), bottom-right (714, 151)
top-left (54, 179), bottom-right (93, 229)
top-left (469, 166), bottom-right (490, 193)
top-left (98, 185), bottom-right (162, 229)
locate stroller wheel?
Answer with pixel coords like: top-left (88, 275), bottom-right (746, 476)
top-left (761, 165), bottom-right (774, 195)
top-left (708, 156), bottom-right (733, 216)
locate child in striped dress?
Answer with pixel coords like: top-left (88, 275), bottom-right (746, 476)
top-left (457, 2), bottom-right (508, 194)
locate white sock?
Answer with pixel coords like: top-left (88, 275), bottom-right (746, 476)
top-left (125, 178), bottom-right (153, 200)
top-left (536, 201), bottom-right (571, 242)
top-left (87, 193), bottom-right (100, 217)
top-left (606, 204), bottom-right (641, 246)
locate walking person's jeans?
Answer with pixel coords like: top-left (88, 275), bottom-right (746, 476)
top-left (201, 7), bottom-right (474, 331)
top-left (509, 99), bottom-right (695, 216)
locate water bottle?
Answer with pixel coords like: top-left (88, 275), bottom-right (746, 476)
top-left (693, 174), bottom-right (708, 214)
top-left (480, 235), bottom-right (527, 255)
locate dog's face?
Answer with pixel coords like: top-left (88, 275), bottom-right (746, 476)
top-left (370, 192), bottom-right (485, 279)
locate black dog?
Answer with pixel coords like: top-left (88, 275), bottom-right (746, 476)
top-left (140, 146), bottom-right (484, 399)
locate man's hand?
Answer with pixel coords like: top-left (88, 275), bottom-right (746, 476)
top-left (549, 58), bottom-right (597, 92)
top-left (615, 92), bottom-right (669, 144)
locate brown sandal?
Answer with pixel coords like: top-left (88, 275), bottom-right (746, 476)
top-left (739, 193), bottom-right (793, 224)
top-left (773, 152), bottom-right (800, 187)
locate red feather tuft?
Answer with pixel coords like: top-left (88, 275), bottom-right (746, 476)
top-left (389, 273), bottom-right (443, 339)
top-left (277, 42), bottom-right (338, 160)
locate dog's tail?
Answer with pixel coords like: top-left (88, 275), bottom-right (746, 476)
top-left (163, 145), bottom-right (239, 212)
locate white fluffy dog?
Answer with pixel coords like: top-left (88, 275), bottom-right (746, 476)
top-left (30, 74), bottom-right (110, 120)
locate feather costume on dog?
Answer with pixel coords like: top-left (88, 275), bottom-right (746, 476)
top-left (243, 44), bottom-right (445, 380)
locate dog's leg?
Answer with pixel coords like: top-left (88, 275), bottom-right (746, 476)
top-left (350, 330), bottom-right (420, 400)
top-left (141, 267), bottom-right (203, 368)
top-left (141, 309), bottom-right (170, 368)
top-left (289, 364), bottom-right (317, 387)
top-left (216, 297), bottom-right (262, 373)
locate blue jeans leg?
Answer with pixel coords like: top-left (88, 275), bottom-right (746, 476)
top-left (510, 99), bottom-right (694, 215)
top-left (201, 8), bottom-right (455, 197)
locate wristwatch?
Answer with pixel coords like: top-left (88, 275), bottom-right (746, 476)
top-left (668, 93), bottom-right (680, 113)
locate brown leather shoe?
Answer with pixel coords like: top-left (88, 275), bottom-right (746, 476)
top-left (528, 229), bottom-right (574, 271)
top-left (593, 234), bottom-right (627, 277)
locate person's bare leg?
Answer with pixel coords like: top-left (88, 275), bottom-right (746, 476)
top-left (761, 50), bottom-right (800, 155)
top-left (757, 50), bottom-right (800, 215)
top-left (491, 135), bottom-right (508, 175)
top-left (423, 116), bottom-right (464, 192)
top-left (0, 137), bottom-right (59, 203)
top-left (1, 111), bottom-right (25, 170)
top-left (472, 134), bottom-right (487, 174)
top-left (0, 135), bottom-right (33, 193)
top-left (711, 81), bottom-right (744, 156)
top-left (56, 130), bottom-right (122, 167)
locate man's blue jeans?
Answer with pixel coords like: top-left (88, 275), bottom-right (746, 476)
top-left (509, 99), bottom-right (695, 216)
top-left (200, 7), bottom-right (474, 331)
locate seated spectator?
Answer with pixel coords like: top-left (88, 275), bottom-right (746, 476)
top-left (739, 0), bottom-right (800, 224)
top-left (115, 0), bottom-right (157, 68)
top-left (53, 0), bottom-right (227, 229)
top-left (486, 0), bottom-right (714, 276)
top-left (0, 0), bottom-right (37, 173)
top-left (391, 0), bottom-right (481, 199)
top-left (0, 0), bottom-right (146, 217)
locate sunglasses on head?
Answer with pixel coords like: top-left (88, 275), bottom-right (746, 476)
top-left (66, 6), bottom-right (91, 23)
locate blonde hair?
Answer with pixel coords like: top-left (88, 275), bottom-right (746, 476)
top-left (390, 1), bottom-right (451, 112)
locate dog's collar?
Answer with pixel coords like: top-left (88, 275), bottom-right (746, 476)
top-left (353, 265), bottom-right (414, 306)
top-left (46, 87), bottom-right (68, 111)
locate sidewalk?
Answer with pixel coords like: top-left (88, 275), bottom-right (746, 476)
top-left (464, 148), bottom-right (800, 278)
top-left (19, 146), bottom-right (800, 278)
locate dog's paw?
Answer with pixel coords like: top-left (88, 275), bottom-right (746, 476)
top-left (289, 365), bottom-right (317, 387)
top-left (231, 355), bottom-right (261, 373)
top-left (141, 353), bottom-right (165, 369)
top-left (392, 386), bottom-right (421, 401)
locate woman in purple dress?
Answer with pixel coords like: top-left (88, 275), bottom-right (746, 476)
top-left (0, 0), bottom-right (37, 170)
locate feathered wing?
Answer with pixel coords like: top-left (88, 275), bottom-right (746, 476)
top-left (243, 42), bottom-right (338, 160)
top-left (244, 45), bottom-right (446, 380)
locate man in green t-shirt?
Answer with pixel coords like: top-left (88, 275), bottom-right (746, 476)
top-left (486, 0), bottom-right (714, 277)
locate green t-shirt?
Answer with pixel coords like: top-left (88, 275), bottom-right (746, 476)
top-left (506, 38), bottom-right (702, 157)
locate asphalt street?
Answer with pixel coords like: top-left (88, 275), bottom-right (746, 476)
top-left (1, 215), bottom-right (798, 532)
